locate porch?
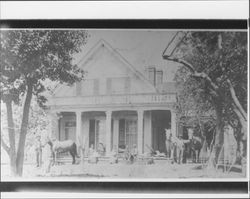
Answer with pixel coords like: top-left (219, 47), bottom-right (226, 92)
top-left (49, 109), bottom-right (176, 156)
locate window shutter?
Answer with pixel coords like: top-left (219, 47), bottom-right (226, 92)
top-left (106, 78), bottom-right (112, 94)
top-left (124, 77), bottom-right (131, 93)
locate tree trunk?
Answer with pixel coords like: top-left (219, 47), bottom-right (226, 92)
top-left (15, 83), bottom-right (33, 176)
top-left (5, 99), bottom-right (17, 176)
top-left (10, 154), bottom-right (17, 176)
top-left (227, 79), bottom-right (247, 173)
top-left (213, 103), bottom-right (224, 165)
top-left (233, 106), bottom-right (247, 174)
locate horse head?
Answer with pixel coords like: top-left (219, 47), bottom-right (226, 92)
top-left (45, 136), bottom-right (54, 148)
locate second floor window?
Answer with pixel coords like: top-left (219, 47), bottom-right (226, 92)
top-left (106, 77), bottom-right (131, 95)
top-left (81, 79), bottom-right (99, 96)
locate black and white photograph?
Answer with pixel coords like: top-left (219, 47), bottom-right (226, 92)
top-left (0, 1), bottom-right (249, 198)
top-left (1, 29), bottom-right (248, 180)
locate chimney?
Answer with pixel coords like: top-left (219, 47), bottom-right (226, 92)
top-left (147, 67), bottom-right (156, 86)
top-left (156, 70), bottom-right (163, 85)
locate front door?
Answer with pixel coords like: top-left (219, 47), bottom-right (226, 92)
top-left (64, 121), bottom-right (76, 141)
top-left (125, 119), bottom-right (137, 151)
top-left (89, 119), bottom-right (106, 150)
top-left (118, 118), bottom-right (137, 151)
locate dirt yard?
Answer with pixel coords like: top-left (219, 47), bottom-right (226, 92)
top-left (1, 159), bottom-right (245, 180)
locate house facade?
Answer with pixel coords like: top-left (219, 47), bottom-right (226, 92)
top-left (48, 39), bottom-right (177, 156)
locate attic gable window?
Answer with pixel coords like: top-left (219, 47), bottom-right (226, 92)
top-left (107, 77), bottom-right (130, 95)
top-left (81, 79), bottom-right (94, 96)
top-left (106, 78), bottom-right (112, 95)
top-left (124, 77), bottom-right (131, 93)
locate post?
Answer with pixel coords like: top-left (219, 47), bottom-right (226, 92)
top-left (106, 110), bottom-right (112, 155)
top-left (76, 111), bottom-right (82, 154)
top-left (113, 119), bottom-right (119, 148)
top-left (171, 110), bottom-right (177, 137)
top-left (137, 110), bottom-right (144, 154)
top-left (144, 111), bottom-right (152, 153)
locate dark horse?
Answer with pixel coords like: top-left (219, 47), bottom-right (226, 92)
top-left (187, 128), bottom-right (203, 163)
top-left (47, 138), bottom-right (79, 165)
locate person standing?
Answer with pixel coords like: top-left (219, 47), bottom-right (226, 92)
top-left (35, 135), bottom-right (42, 167)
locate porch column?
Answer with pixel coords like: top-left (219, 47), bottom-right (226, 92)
top-left (137, 110), bottom-right (144, 154)
top-left (76, 111), bottom-right (82, 151)
top-left (106, 110), bottom-right (112, 155)
top-left (171, 110), bottom-right (177, 137)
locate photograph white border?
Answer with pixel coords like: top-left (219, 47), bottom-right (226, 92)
top-left (0, 0), bottom-right (249, 19)
top-left (0, 0), bottom-right (249, 198)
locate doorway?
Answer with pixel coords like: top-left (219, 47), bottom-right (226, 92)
top-left (89, 119), bottom-right (106, 150)
top-left (118, 118), bottom-right (138, 151)
top-left (151, 110), bottom-right (171, 153)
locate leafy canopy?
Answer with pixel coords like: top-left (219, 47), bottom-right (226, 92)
top-left (0, 30), bottom-right (88, 106)
top-left (174, 31), bottom-right (247, 127)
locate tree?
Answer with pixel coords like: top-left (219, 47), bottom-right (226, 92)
top-left (163, 31), bottom-right (247, 165)
top-left (1, 98), bottom-right (50, 165)
top-left (174, 65), bottom-right (217, 146)
top-left (0, 30), bottom-right (88, 176)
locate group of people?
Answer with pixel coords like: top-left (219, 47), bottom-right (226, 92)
top-left (34, 133), bottom-right (140, 168)
top-left (87, 143), bottom-right (139, 164)
top-left (122, 144), bottom-right (138, 164)
top-left (32, 135), bottom-right (54, 174)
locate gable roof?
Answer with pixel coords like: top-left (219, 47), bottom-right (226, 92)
top-left (52, 39), bottom-right (162, 97)
top-left (77, 39), bottom-right (157, 92)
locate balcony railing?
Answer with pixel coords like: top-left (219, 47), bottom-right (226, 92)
top-left (50, 93), bottom-right (176, 107)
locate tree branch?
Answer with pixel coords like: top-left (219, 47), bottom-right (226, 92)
top-left (191, 72), bottom-right (219, 91)
top-left (227, 79), bottom-right (247, 121)
top-left (1, 136), bottom-right (10, 156)
top-left (232, 104), bottom-right (247, 140)
top-left (163, 56), bottom-right (196, 73)
top-left (164, 56), bottom-right (219, 97)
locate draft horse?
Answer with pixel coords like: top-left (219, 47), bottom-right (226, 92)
top-left (187, 128), bottom-right (203, 163)
top-left (47, 138), bottom-right (79, 165)
top-left (165, 129), bottom-right (185, 164)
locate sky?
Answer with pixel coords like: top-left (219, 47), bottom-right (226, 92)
top-left (74, 30), bottom-right (181, 82)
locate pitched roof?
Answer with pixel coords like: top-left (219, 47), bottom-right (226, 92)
top-left (76, 39), bottom-right (157, 92)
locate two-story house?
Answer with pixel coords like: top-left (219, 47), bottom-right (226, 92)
top-left (48, 39), bottom-right (177, 156)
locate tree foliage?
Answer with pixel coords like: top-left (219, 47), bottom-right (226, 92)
top-left (165, 31), bottom-right (247, 165)
top-left (1, 30), bottom-right (88, 106)
top-left (0, 30), bottom-right (88, 176)
top-left (1, 99), bottom-right (50, 149)
top-left (174, 31), bottom-right (247, 129)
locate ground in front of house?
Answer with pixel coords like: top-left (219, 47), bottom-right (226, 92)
top-left (1, 159), bottom-right (245, 180)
